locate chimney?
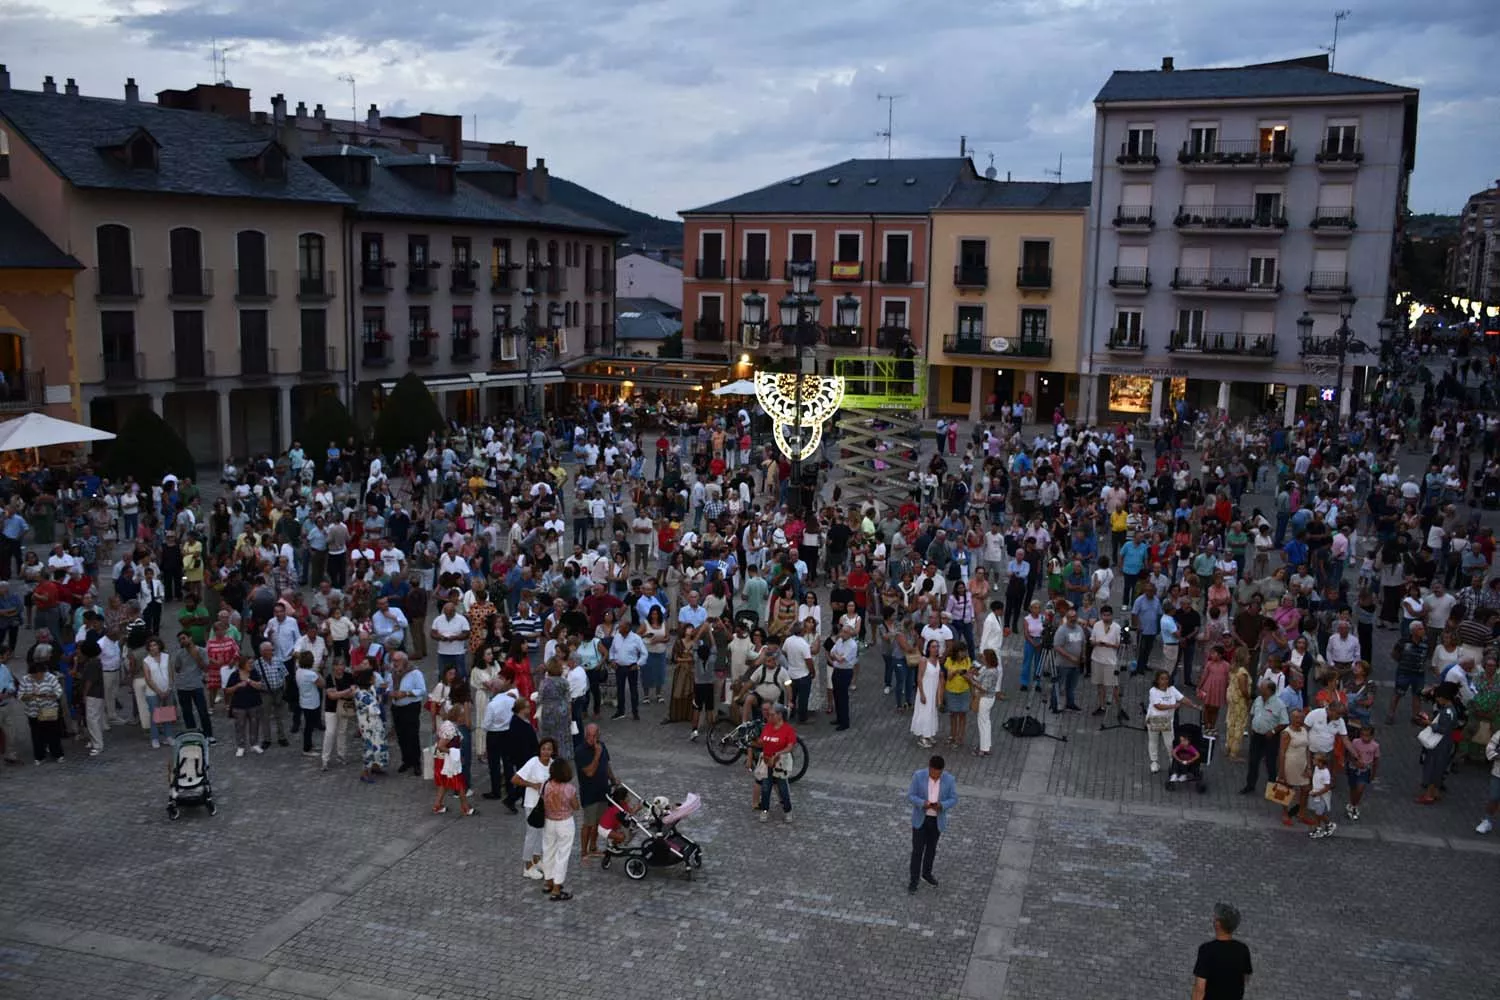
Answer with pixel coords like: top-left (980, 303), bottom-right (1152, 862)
top-left (530, 157), bottom-right (549, 201)
top-left (125, 77), bottom-right (139, 103)
top-left (366, 103), bottom-right (380, 130)
top-left (64, 77), bottom-right (79, 97)
top-left (42, 75), bottom-right (57, 95)
top-left (313, 103), bottom-right (326, 126)
top-left (295, 100), bottom-right (307, 120)
top-left (271, 93), bottom-right (287, 124)
top-left (1161, 56), bottom-right (1175, 71)
top-left (0, 65), bottom-right (9, 92)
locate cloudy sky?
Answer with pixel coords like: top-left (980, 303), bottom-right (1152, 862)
top-left (2, 0), bottom-right (1495, 221)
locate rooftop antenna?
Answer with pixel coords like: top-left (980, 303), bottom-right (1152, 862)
top-left (984, 153), bottom-right (997, 180)
top-left (1322, 9), bottom-right (1352, 70)
top-left (875, 93), bottom-right (901, 159)
top-left (1044, 153), bottom-right (1063, 182)
top-left (211, 39), bottom-right (236, 84)
top-left (337, 73), bottom-right (357, 133)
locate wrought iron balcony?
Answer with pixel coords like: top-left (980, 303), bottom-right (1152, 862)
top-left (95, 266), bottom-right (143, 300)
top-left (408, 334), bottom-right (437, 364)
top-left (879, 261), bottom-right (913, 283)
top-left (1178, 138), bottom-right (1295, 167)
top-left (361, 340), bottom-right (393, 367)
top-left (1305, 271), bottom-right (1352, 297)
top-left (235, 268), bottom-right (277, 300)
top-left (173, 347), bottom-right (215, 381)
top-left (693, 319), bottom-right (725, 342)
top-left (1109, 266), bottom-right (1151, 291)
top-left (1170, 267), bottom-right (1282, 295)
top-left (695, 258), bottom-right (725, 280)
top-left (954, 264), bottom-right (988, 288)
top-left (1106, 328), bottom-right (1145, 351)
top-left (876, 326), bottom-right (911, 349)
top-left (1116, 142), bottom-right (1159, 167)
top-left (450, 268), bottom-right (478, 294)
top-left (739, 259), bottom-right (772, 281)
top-left (826, 327), bottom-right (862, 348)
top-left (1016, 266), bottom-right (1052, 290)
top-left (546, 270), bottom-right (567, 294)
top-left (451, 332), bottom-right (479, 362)
top-left (1113, 206), bottom-right (1155, 230)
top-left (1315, 140), bottom-right (1363, 166)
top-left (0, 370), bottom-right (45, 411)
top-left (491, 267), bottom-right (517, 294)
top-left (1309, 207), bottom-right (1357, 231)
top-left (783, 259), bottom-right (815, 280)
top-left (1168, 331), bottom-right (1277, 357)
top-left (103, 352), bottom-right (143, 383)
top-left (240, 343), bottom-right (275, 380)
top-left (360, 264), bottom-right (392, 292)
top-left (301, 344), bottom-right (335, 373)
top-left (407, 266), bottom-right (437, 294)
top-left (943, 334), bottom-right (1051, 359)
top-left (167, 267), bottom-right (213, 300)
top-left (1173, 205), bottom-right (1289, 231)
top-left (298, 270), bottom-right (336, 300)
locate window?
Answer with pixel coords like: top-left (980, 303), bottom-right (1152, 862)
top-left (698, 231), bottom-right (724, 279)
top-left (958, 239), bottom-right (987, 268)
top-left (1125, 124), bottom-right (1155, 157)
top-left (698, 294), bottom-right (723, 323)
top-left (1176, 309), bottom-right (1205, 346)
top-left (361, 307), bottom-right (385, 341)
top-left (492, 304), bottom-right (511, 332)
top-left (882, 299), bottom-right (908, 328)
top-left (261, 145), bottom-right (286, 181)
top-left (546, 240), bottom-right (559, 268)
top-left (95, 224), bottom-right (135, 295)
top-left (957, 305), bottom-right (984, 337)
top-left (1257, 122), bottom-right (1289, 156)
top-left (1021, 240), bottom-right (1050, 272)
top-left (452, 237), bottom-right (471, 270)
top-left (526, 238), bottom-right (540, 269)
top-left (884, 233), bottom-right (910, 274)
top-left (172, 311), bottom-right (206, 376)
top-left (408, 236), bottom-right (429, 267)
top-left (951, 367), bottom-right (972, 405)
top-left (236, 230), bottom-right (268, 295)
top-left (100, 311), bottom-right (136, 359)
top-left (361, 233), bottom-right (384, 265)
top-left (408, 305), bottom-right (430, 338)
top-left (1117, 245), bottom-right (1148, 270)
top-left (1311, 248), bottom-right (1349, 287)
top-left (128, 134), bottom-right (156, 170)
top-left (300, 310), bottom-right (328, 369)
top-left (169, 227), bottom-right (204, 295)
top-left (239, 310), bottom-right (270, 373)
top-left (298, 233), bottom-right (325, 283)
top-left (1188, 122), bottom-right (1218, 155)
top-left (1249, 254), bottom-right (1278, 288)
top-left (452, 305), bottom-right (473, 338)
top-left (1324, 120), bottom-right (1359, 155)
top-left (0, 128), bottom-right (10, 178)
top-left (1019, 308), bottom-right (1048, 342)
top-left (789, 232), bottom-right (814, 263)
top-left (1114, 309), bottom-right (1143, 345)
top-left (1252, 188), bottom-right (1284, 223)
top-left (492, 238), bottom-right (512, 270)
top-left (835, 232), bottom-right (862, 262)
top-left (1121, 182), bottom-right (1152, 212)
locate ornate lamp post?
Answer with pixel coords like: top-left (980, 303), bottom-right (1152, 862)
top-left (520, 285), bottom-right (557, 421)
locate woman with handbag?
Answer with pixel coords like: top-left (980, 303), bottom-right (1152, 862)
top-left (1145, 670), bottom-right (1198, 775)
top-left (320, 659), bottom-right (356, 770)
top-left (540, 758), bottom-right (580, 900)
top-left (512, 733), bottom-right (557, 880)
top-left (1415, 682), bottom-right (1461, 805)
top-left (1276, 709), bottom-right (1313, 825)
top-left (18, 652), bottom-right (66, 763)
top-left (141, 637), bottom-right (177, 749)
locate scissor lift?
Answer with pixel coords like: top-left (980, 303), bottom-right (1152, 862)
top-left (830, 356), bottom-right (926, 510)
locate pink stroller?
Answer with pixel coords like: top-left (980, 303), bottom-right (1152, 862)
top-left (600, 786), bottom-right (705, 881)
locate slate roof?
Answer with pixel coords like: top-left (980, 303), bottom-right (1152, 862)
top-left (0, 194), bottom-right (81, 269)
top-left (616, 296), bottom-right (681, 317)
top-left (614, 312), bottom-right (681, 341)
top-left (1095, 61), bottom-right (1416, 104)
top-left (938, 178), bottom-right (1091, 211)
top-left (0, 87), bottom-right (354, 205)
top-left (682, 158), bottom-right (974, 216)
top-left (311, 146), bottom-right (623, 234)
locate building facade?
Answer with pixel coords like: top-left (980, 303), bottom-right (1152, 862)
top-left (0, 194), bottom-right (81, 421)
top-left (1448, 180), bottom-right (1500, 305)
top-left (616, 251), bottom-right (683, 309)
top-left (680, 159), bottom-right (975, 379)
top-left (927, 178), bottom-right (1090, 420)
top-left (0, 75), bottom-right (352, 461)
top-left (1082, 55), bottom-right (1418, 421)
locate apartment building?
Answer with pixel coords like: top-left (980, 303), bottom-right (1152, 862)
top-left (680, 159), bottom-right (975, 378)
top-left (1082, 55), bottom-right (1418, 421)
top-left (928, 177), bottom-right (1090, 420)
top-left (1448, 180), bottom-right (1500, 304)
top-left (0, 73), bottom-right (353, 460)
top-left (0, 194), bottom-right (81, 420)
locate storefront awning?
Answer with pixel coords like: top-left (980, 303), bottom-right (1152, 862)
top-left (377, 369), bottom-right (565, 392)
top-left (573, 373), bottom-right (709, 392)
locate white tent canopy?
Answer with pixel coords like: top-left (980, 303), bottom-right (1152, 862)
top-left (0, 412), bottom-right (116, 452)
top-left (711, 379), bottom-right (757, 397)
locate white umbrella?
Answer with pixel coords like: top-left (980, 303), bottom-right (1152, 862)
top-left (712, 379), bottom-right (757, 397)
top-left (0, 412), bottom-right (116, 452)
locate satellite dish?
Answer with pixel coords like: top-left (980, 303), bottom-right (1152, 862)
top-left (984, 165), bottom-right (997, 179)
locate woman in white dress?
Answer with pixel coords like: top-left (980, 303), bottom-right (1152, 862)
top-left (469, 647), bottom-right (497, 762)
top-left (909, 640), bottom-right (941, 748)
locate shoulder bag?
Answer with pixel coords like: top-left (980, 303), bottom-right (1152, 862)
top-left (1416, 725), bottom-right (1443, 750)
top-left (526, 779), bottom-right (549, 829)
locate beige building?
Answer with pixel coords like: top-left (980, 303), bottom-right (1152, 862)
top-left (926, 177), bottom-right (1091, 419)
top-left (0, 74), bottom-right (351, 461)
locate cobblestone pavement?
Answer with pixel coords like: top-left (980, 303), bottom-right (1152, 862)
top-left (4, 426), bottom-right (1500, 999)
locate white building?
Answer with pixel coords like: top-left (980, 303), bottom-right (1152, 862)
top-left (615, 251), bottom-right (683, 309)
top-left (1081, 54), bottom-right (1418, 422)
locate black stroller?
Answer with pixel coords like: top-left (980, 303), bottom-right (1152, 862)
top-left (166, 731), bottom-right (217, 819)
top-left (1164, 716), bottom-right (1211, 794)
top-left (599, 784), bottom-right (704, 881)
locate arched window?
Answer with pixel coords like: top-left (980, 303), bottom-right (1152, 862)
top-left (298, 233), bottom-right (326, 295)
top-left (169, 227), bottom-right (205, 297)
top-left (95, 224), bottom-right (136, 296)
top-left (236, 230), bottom-right (268, 296)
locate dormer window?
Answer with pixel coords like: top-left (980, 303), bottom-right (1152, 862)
top-left (261, 145), bottom-right (286, 181)
top-left (96, 128), bottom-right (160, 172)
top-left (129, 136), bottom-right (155, 170)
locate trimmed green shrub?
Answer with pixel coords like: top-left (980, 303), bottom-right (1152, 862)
top-left (373, 372), bottom-right (445, 455)
top-left (101, 407), bottom-right (195, 483)
top-left (294, 392), bottom-right (357, 452)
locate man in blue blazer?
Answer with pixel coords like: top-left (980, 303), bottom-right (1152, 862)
top-left (907, 755), bottom-right (958, 893)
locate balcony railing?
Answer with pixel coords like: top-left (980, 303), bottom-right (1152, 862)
top-left (1300, 337), bottom-right (1353, 358)
top-left (584, 324), bottom-right (600, 350)
top-left (695, 258), bottom-right (725, 280)
top-left (173, 348), bottom-right (214, 381)
top-left (783, 259), bottom-right (815, 280)
top-left (452, 332), bottom-right (479, 362)
top-left (943, 334), bottom-right (1052, 358)
top-left (1305, 271), bottom-right (1352, 295)
top-left (826, 327), bottom-right (862, 348)
top-left (0, 370), bottom-right (46, 411)
top-left (693, 319), bottom-right (725, 342)
top-left (585, 269), bottom-right (612, 293)
top-left (1315, 140), bottom-right (1363, 165)
top-left (1168, 332), bottom-right (1277, 357)
top-left (1116, 142), bottom-right (1159, 166)
top-left (739, 259), bottom-right (772, 281)
top-left (301, 343), bottom-right (334, 373)
top-left (954, 264), bottom-right (988, 288)
top-left (1178, 138), bottom-right (1295, 166)
top-left (361, 340), bottom-right (393, 367)
top-left (408, 335), bottom-right (437, 363)
top-left (235, 268), bottom-right (277, 300)
top-left (240, 344), bottom-right (274, 379)
top-left (1170, 267), bottom-right (1282, 294)
top-left (103, 353), bottom-right (143, 383)
top-left (1109, 266), bottom-right (1151, 290)
top-left (450, 268), bottom-right (478, 294)
top-left (167, 268), bottom-right (213, 300)
top-left (491, 267), bottom-right (517, 294)
top-left (829, 261), bottom-right (864, 282)
top-left (879, 261), bottom-right (913, 283)
top-left (407, 266), bottom-right (436, 294)
top-left (1113, 206), bottom-right (1155, 229)
top-left (298, 270), bottom-right (336, 300)
top-left (1173, 205), bottom-right (1289, 230)
top-left (876, 326), bottom-right (910, 349)
top-left (780, 325), bottom-right (820, 347)
top-left (1310, 207), bottom-right (1357, 230)
top-left (601, 323), bottom-right (615, 353)
top-left (546, 270), bottom-right (567, 294)
top-left (1016, 266), bottom-right (1052, 290)
top-left (360, 264), bottom-right (392, 292)
top-left (1106, 328), bottom-right (1146, 350)
top-left (95, 266), bottom-right (143, 300)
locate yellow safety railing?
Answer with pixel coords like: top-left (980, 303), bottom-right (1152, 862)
top-left (832, 356), bottom-right (927, 409)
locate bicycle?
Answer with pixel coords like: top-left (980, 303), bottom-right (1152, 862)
top-left (704, 715), bottom-right (810, 782)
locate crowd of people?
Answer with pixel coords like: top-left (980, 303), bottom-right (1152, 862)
top-left (1, 355), bottom-right (1498, 883)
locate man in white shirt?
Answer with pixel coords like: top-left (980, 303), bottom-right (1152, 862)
top-left (430, 600), bottom-right (471, 677)
top-left (920, 612), bottom-right (954, 661)
top-left (480, 682), bottom-right (518, 807)
top-left (1423, 581), bottom-right (1457, 632)
top-left (1303, 703), bottom-right (1352, 763)
top-left (1090, 606), bottom-right (1123, 717)
top-left (781, 625), bottom-right (815, 723)
top-left (1323, 621), bottom-right (1361, 677)
top-left (370, 596), bottom-right (410, 649)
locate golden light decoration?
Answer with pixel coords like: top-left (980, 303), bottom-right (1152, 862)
top-left (754, 371), bottom-right (846, 461)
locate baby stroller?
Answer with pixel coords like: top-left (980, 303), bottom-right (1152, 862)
top-left (1165, 717), bottom-right (1210, 794)
top-left (600, 785), bottom-right (704, 880)
top-left (166, 731), bottom-right (217, 820)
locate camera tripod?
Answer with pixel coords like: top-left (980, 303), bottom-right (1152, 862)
top-left (1098, 664), bottom-right (1147, 732)
top-left (1003, 645), bottom-right (1067, 742)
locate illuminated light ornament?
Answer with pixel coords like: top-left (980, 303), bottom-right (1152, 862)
top-left (754, 371), bottom-right (846, 461)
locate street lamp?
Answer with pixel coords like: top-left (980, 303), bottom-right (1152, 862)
top-left (748, 261), bottom-right (824, 511)
top-left (520, 285), bottom-right (556, 421)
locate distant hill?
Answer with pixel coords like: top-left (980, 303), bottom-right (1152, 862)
top-left (1406, 213), bottom-right (1459, 240)
top-left (550, 175), bottom-right (683, 252)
